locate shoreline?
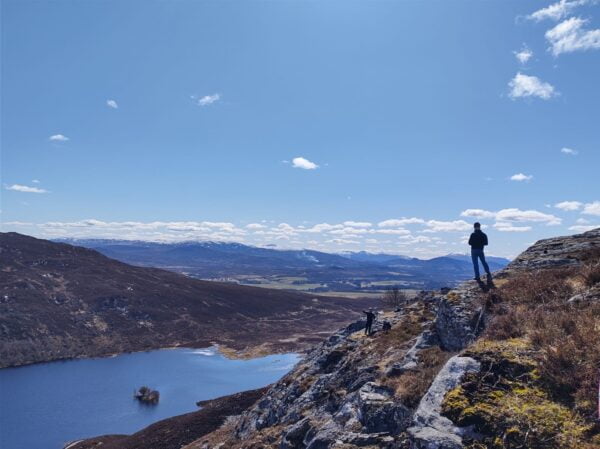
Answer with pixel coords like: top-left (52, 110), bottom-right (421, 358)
top-left (0, 341), bottom-right (308, 371)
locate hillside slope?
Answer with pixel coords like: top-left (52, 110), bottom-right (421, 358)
top-left (0, 232), bottom-right (375, 368)
top-left (169, 228), bottom-right (597, 449)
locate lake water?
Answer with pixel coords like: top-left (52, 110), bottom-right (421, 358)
top-left (0, 348), bottom-right (300, 449)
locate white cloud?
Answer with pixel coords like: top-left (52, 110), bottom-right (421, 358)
top-left (326, 238), bottom-right (360, 245)
top-left (196, 93), bottom-right (220, 106)
top-left (493, 222), bottom-right (533, 232)
top-left (495, 208), bottom-right (561, 225)
top-left (304, 223), bottom-right (343, 233)
top-left (568, 224), bottom-right (597, 232)
top-left (514, 46), bottom-right (534, 64)
top-left (508, 73), bottom-right (557, 100)
top-left (576, 218), bottom-right (590, 224)
top-left (343, 221), bottom-right (372, 228)
top-left (373, 228), bottom-right (412, 235)
top-left (330, 227), bottom-right (369, 236)
top-left (555, 200), bottom-right (583, 211)
top-left (5, 184), bottom-right (48, 193)
top-left (561, 147), bottom-right (578, 155)
top-left (582, 201), bottom-right (600, 216)
top-left (49, 134), bottom-right (69, 142)
top-left (246, 223), bottom-right (266, 229)
top-left (292, 157), bottom-right (319, 170)
top-left (462, 208), bottom-right (561, 226)
top-left (510, 173), bottom-right (534, 182)
top-left (106, 99), bottom-right (118, 109)
top-left (546, 17), bottom-right (600, 56)
top-left (460, 209), bottom-right (497, 219)
top-left (528, 0), bottom-right (586, 22)
top-left (31, 179), bottom-right (40, 183)
top-left (378, 217), bottom-right (425, 227)
top-left (424, 220), bottom-right (472, 232)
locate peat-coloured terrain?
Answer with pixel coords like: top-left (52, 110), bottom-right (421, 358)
top-left (0, 232), bottom-right (376, 368)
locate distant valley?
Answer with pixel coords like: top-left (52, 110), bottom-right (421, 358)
top-left (58, 239), bottom-right (511, 295)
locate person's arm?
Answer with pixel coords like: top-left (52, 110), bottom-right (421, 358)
top-left (468, 233), bottom-right (474, 246)
top-left (483, 233), bottom-right (488, 246)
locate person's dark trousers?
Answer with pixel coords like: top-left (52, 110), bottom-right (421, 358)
top-left (471, 248), bottom-right (491, 278)
top-left (365, 321), bottom-right (372, 335)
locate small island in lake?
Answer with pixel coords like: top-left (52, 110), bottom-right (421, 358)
top-left (134, 386), bottom-right (159, 404)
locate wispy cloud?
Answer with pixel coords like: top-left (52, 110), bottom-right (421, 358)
top-left (460, 209), bottom-right (497, 219)
top-left (545, 17), bottom-right (600, 56)
top-left (569, 224), bottom-right (597, 232)
top-left (582, 201), bottom-right (600, 216)
top-left (462, 208), bottom-right (561, 226)
top-left (423, 220), bottom-right (472, 232)
top-left (494, 223), bottom-right (533, 232)
top-left (195, 93), bottom-right (221, 106)
top-left (496, 208), bottom-right (561, 225)
top-left (514, 45), bottom-right (534, 64)
top-left (292, 157), bottom-right (319, 170)
top-left (106, 99), bottom-right (118, 109)
top-left (528, 0), bottom-right (587, 22)
top-left (555, 200), bottom-right (583, 211)
top-left (561, 147), bottom-right (579, 155)
top-left (378, 218), bottom-right (425, 227)
top-left (246, 223), bottom-right (266, 230)
top-left (510, 173), bottom-right (534, 182)
top-left (49, 134), bottom-right (69, 142)
top-left (5, 184), bottom-right (48, 193)
top-left (343, 221), bottom-right (372, 228)
top-left (508, 73), bottom-right (557, 100)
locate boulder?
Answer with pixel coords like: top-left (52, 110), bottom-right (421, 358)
top-left (408, 356), bottom-right (480, 449)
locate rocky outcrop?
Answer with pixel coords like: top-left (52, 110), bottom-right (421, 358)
top-left (502, 227), bottom-right (599, 272)
top-left (233, 315), bottom-right (413, 448)
top-left (434, 283), bottom-right (484, 351)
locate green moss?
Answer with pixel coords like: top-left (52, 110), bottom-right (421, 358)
top-left (442, 337), bottom-right (596, 449)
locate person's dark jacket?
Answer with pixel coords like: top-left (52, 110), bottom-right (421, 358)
top-left (363, 311), bottom-right (375, 323)
top-left (468, 230), bottom-right (488, 250)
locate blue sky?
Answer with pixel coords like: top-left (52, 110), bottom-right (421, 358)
top-left (1, 0), bottom-right (599, 258)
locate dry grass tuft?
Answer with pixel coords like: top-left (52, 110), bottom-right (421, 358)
top-left (579, 261), bottom-right (600, 287)
top-left (484, 264), bottom-right (600, 426)
top-left (386, 346), bottom-right (453, 408)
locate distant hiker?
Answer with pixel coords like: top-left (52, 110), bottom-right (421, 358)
top-left (363, 309), bottom-right (376, 336)
top-left (468, 222), bottom-right (491, 281)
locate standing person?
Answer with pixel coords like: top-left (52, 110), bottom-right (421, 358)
top-left (468, 222), bottom-right (491, 281)
top-left (363, 309), bottom-right (375, 336)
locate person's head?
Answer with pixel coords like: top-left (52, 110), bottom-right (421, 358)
top-left (474, 222), bottom-right (481, 230)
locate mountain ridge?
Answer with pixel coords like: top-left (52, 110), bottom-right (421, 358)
top-left (54, 238), bottom-right (510, 291)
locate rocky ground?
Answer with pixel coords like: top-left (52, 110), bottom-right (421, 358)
top-left (181, 228), bottom-right (600, 449)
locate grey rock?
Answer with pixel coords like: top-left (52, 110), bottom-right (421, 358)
top-left (387, 330), bottom-right (439, 375)
top-left (434, 287), bottom-right (481, 351)
top-left (281, 417), bottom-right (311, 449)
top-left (503, 227), bottom-right (599, 272)
top-left (408, 356), bottom-right (481, 449)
